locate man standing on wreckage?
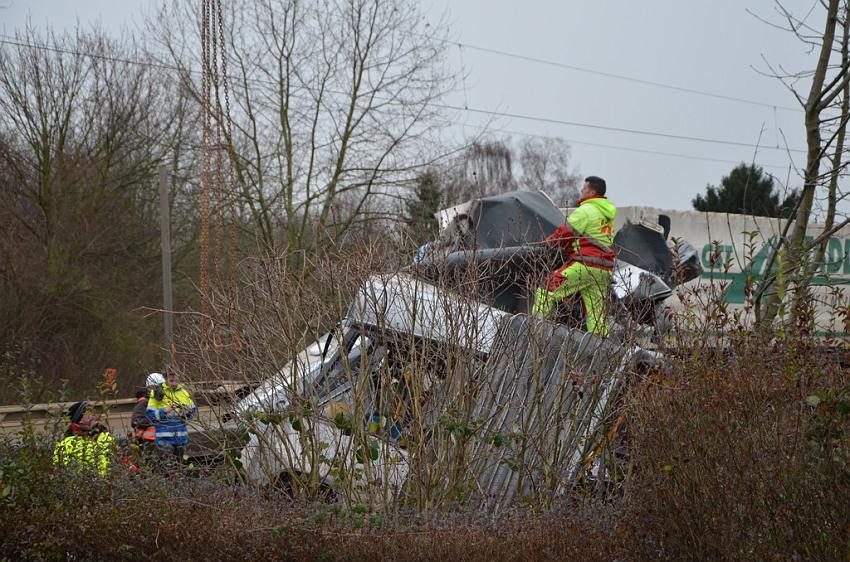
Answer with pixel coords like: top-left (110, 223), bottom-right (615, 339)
top-left (532, 175), bottom-right (617, 336)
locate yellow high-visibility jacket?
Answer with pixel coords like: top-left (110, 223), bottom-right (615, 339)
top-left (545, 196), bottom-right (617, 274)
top-left (52, 432), bottom-right (115, 476)
top-left (146, 384), bottom-right (196, 447)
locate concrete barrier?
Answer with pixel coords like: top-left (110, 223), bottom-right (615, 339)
top-left (617, 207), bottom-right (849, 333)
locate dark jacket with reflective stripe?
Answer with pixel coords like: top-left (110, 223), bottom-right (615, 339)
top-left (131, 394), bottom-right (156, 442)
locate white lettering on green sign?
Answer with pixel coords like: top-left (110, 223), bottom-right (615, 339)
top-left (699, 237), bottom-right (850, 303)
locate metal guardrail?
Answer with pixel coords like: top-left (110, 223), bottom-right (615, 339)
top-left (0, 398), bottom-right (137, 436)
top-left (0, 380), bottom-right (255, 437)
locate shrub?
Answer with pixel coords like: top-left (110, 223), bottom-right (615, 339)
top-left (0, 439), bottom-right (622, 561)
top-left (622, 335), bottom-right (850, 560)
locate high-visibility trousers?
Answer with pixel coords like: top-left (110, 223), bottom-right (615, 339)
top-left (532, 262), bottom-right (612, 336)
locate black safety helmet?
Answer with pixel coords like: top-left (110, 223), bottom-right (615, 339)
top-left (67, 401), bottom-right (89, 424)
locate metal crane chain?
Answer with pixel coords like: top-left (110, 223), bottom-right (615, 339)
top-left (200, 0), bottom-right (212, 343)
top-left (217, 0), bottom-right (238, 302)
top-left (200, 0), bottom-right (239, 351)
top-left (210, 0), bottom-right (223, 286)
top-left (216, 0), bottom-right (243, 352)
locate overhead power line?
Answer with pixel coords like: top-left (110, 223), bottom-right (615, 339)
top-left (453, 41), bottom-right (802, 113)
top-left (0, 36), bottom-right (806, 156)
top-left (439, 103), bottom-right (806, 153)
top-left (0, 35), bottom-right (180, 73)
top-left (463, 124), bottom-right (793, 170)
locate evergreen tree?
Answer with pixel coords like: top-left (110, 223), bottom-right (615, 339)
top-left (693, 163), bottom-right (799, 218)
top-left (406, 170), bottom-right (442, 244)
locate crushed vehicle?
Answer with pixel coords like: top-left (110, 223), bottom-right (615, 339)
top-left (415, 190), bottom-right (703, 340)
top-left (235, 191), bottom-right (697, 509)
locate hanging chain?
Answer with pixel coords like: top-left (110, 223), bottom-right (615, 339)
top-left (210, 0), bottom-right (223, 284)
top-left (217, 0), bottom-right (243, 352)
top-left (199, 0), bottom-right (212, 344)
top-left (200, 0), bottom-right (239, 351)
top-left (217, 0), bottom-right (238, 303)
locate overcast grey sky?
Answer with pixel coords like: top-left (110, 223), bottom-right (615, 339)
top-left (2, 1), bottom-right (835, 213)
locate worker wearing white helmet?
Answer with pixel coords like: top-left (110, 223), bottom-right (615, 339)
top-left (131, 373), bottom-right (166, 446)
top-left (145, 369), bottom-right (196, 461)
top-left (146, 372), bottom-right (165, 387)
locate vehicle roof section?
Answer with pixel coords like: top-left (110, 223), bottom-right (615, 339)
top-left (345, 273), bottom-right (509, 355)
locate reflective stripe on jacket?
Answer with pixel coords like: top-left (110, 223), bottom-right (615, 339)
top-left (52, 432), bottom-right (115, 476)
top-left (544, 196), bottom-right (617, 291)
top-left (154, 430), bottom-right (189, 439)
top-left (146, 384), bottom-right (196, 447)
top-left (133, 426), bottom-right (156, 441)
top-left (131, 395), bottom-right (155, 441)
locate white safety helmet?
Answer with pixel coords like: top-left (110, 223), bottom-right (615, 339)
top-left (146, 372), bottom-right (165, 387)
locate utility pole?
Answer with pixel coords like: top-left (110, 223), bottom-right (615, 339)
top-left (158, 165), bottom-right (174, 360)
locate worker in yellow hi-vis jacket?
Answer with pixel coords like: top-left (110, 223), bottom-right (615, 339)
top-left (146, 370), bottom-right (197, 462)
top-left (52, 401), bottom-right (115, 477)
top-left (533, 176), bottom-right (617, 336)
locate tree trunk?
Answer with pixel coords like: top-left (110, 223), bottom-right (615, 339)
top-left (810, 11), bottom-right (849, 280)
top-left (759, 0), bottom-right (842, 329)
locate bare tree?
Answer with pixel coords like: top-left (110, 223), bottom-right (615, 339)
top-left (811, 7), bottom-right (850, 279)
top-left (151, 0), bottom-right (455, 251)
top-left (756, 0), bottom-right (850, 328)
top-left (442, 136), bottom-right (580, 207)
top-left (516, 136), bottom-right (580, 206)
top-left (0, 26), bottom-right (192, 398)
top-left (442, 139), bottom-right (516, 205)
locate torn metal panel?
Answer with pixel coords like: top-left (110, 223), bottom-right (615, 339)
top-left (457, 314), bottom-right (652, 511)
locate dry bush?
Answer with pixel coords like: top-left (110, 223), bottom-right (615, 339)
top-left (0, 440), bottom-right (621, 561)
top-left (309, 506), bottom-right (620, 562)
top-left (621, 334), bottom-right (850, 560)
top-left (0, 441), bottom-right (317, 561)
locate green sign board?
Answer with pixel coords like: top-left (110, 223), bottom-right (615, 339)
top-left (700, 236), bottom-right (850, 304)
